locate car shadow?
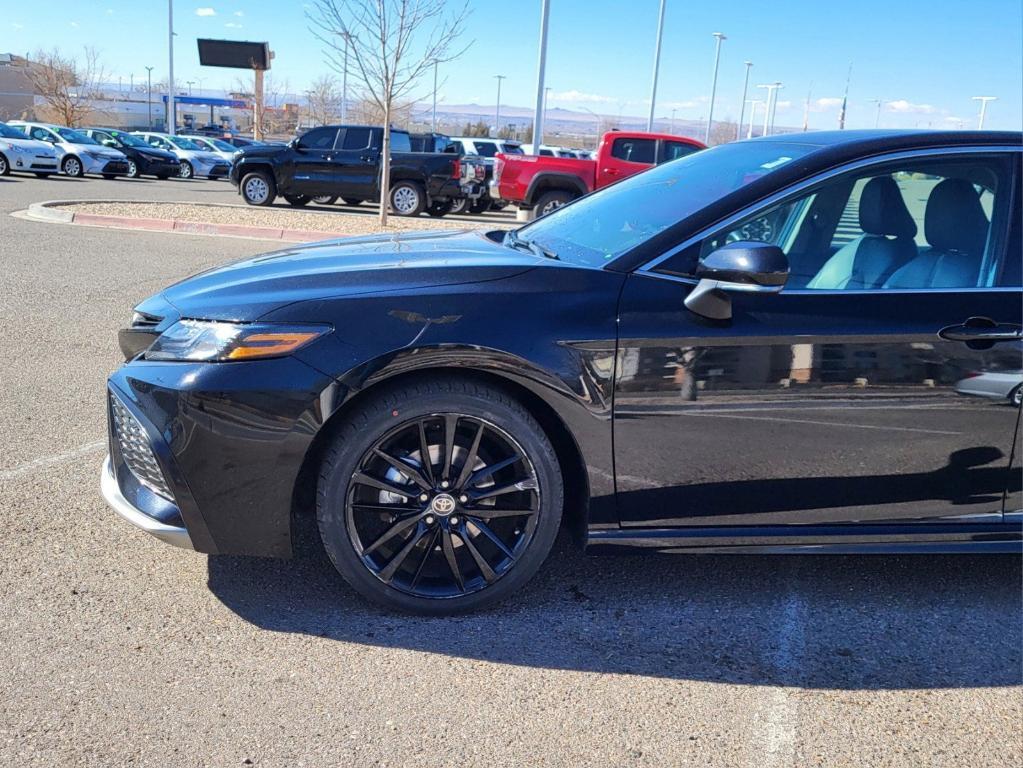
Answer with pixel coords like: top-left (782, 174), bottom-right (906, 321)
top-left (207, 521), bottom-right (1021, 691)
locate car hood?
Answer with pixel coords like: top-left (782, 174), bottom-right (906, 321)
top-left (1, 136), bottom-right (56, 154)
top-left (236, 144), bottom-right (285, 160)
top-left (159, 229), bottom-right (543, 320)
top-left (77, 144), bottom-right (125, 159)
top-left (138, 147), bottom-right (178, 161)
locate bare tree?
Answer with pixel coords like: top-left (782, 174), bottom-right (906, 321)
top-left (305, 74), bottom-right (342, 126)
top-left (308, 0), bottom-right (472, 225)
top-left (234, 74), bottom-right (294, 137)
top-left (346, 96), bottom-right (415, 127)
top-left (25, 47), bottom-right (108, 127)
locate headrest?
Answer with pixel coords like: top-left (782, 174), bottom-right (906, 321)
top-left (858, 176), bottom-right (917, 238)
top-left (924, 178), bottom-right (989, 255)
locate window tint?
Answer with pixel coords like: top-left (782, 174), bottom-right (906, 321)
top-left (660, 141), bottom-right (701, 164)
top-left (297, 127), bottom-right (338, 150)
top-left (667, 153), bottom-right (1014, 291)
top-left (390, 131), bottom-right (411, 152)
top-left (539, 149), bottom-right (553, 156)
top-left (473, 141), bottom-right (498, 158)
top-left (501, 144), bottom-right (524, 155)
top-left (30, 127), bottom-right (55, 142)
top-left (611, 137), bottom-right (656, 164)
top-left (342, 128), bottom-right (371, 150)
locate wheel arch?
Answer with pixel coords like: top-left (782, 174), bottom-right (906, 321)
top-left (290, 361), bottom-right (591, 550)
top-left (525, 172), bottom-right (587, 206)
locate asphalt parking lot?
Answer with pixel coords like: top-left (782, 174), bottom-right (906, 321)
top-left (1, 174), bottom-right (1020, 767)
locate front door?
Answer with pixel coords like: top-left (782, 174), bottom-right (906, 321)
top-left (614, 149), bottom-right (1022, 528)
top-left (288, 126), bottom-right (339, 195)
top-left (596, 136), bottom-right (655, 188)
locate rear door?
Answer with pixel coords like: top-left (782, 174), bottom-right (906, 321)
top-left (330, 127), bottom-right (379, 201)
top-left (614, 148), bottom-right (1022, 529)
top-left (597, 136), bottom-right (656, 187)
top-left (289, 126), bottom-right (339, 195)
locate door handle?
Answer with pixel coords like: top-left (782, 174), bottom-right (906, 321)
top-left (603, 167), bottom-right (620, 176)
top-left (938, 317), bottom-right (1022, 349)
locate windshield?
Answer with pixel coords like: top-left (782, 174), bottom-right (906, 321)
top-left (517, 140), bottom-right (818, 267)
top-left (109, 131), bottom-right (149, 148)
top-left (501, 144), bottom-right (524, 155)
top-left (168, 136), bottom-right (202, 151)
top-left (0, 123), bottom-right (25, 139)
top-left (55, 127), bottom-right (98, 144)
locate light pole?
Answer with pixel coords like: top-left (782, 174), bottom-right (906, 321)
top-left (768, 82), bottom-right (783, 133)
top-left (167, 0), bottom-right (175, 135)
top-left (647, 0), bottom-right (667, 131)
top-left (757, 83), bottom-right (780, 136)
top-left (431, 59), bottom-right (438, 131)
top-left (186, 80), bottom-right (194, 96)
top-left (532, 0), bottom-right (551, 148)
top-left (145, 66), bottom-right (154, 128)
top-left (704, 31), bottom-right (726, 144)
top-left (745, 99), bottom-right (763, 138)
top-left (580, 106), bottom-right (602, 143)
top-left (670, 107), bottom-right (677, 134)
top-left (972, 96), bottom-right (996, 129)
top-left (736, 60), bottom-right (752, 140)
top-left (494, 74), bottom-right (506, 136)
top-left (868, 98), bottom-right (882, 128)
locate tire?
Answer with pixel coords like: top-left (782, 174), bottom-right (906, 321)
top-left (178, 160), bottom-right (193, 179)
top-left (312, 195), bottom-right (338, 205)
top-left (534, 190), bottom-right (574, 217)
top-left (62, 156), bottom-right (84, 177)
top-left (102, 173), bottom-right (118, 180)
top-left (284, 194), bottom-right (311, 207)
top-left (468, 198), bottom-right (491, 215)
top-left (126, 160), bottom-right (140, 178)
top-left (0, 153), bottom-right (8, 176)
top-left (425, 199), bottom-right (454, 217)
top-left (389, 180), bottom-right (426, 217)
top-left (240, 171), bottom-right (276, 206)
top-left (316, 376), bottom-right (564, 615)
top-left (35, 172), bottom-right (54, 179)
top-left (1011, 385), bottom-right (1022, 408)
top-left (448, 197), bottom-right (469, 215)
top-left (342, 198), bottom-right (363, 206)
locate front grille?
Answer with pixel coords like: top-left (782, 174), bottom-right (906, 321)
top-left (109, 392), bottom-right (174, 501)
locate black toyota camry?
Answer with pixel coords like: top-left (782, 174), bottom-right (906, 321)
top-left (103, 130), bottom-right (1023, 614)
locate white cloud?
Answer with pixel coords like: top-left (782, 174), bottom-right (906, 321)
top-left (69, 21), bottom-right (79, 27)
top-left (774, 99), bottom-right (793, 110)
top-left (886, 99), bottom-right (935, 114)
top-left (664, 99), bottom-right (701, 110)
top-left (225, 22), bottom-right (242, 28)
top-left (815, 97), bottom-right (843, 109)
top-left (234, 10), bottom-right (244, 16)
top-left (550, 89), bottom-right (615, 104)
top-left (12, 22), bottom-right (24, 29)
top-left (195, 7), bottom-right (216, 17)
top-left (105, 8), bottom-right (114, 14)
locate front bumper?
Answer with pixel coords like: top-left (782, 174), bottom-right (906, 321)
top-left (205, 163), bottom-right (230, 178)
top-left (140, 157), bottom-right (180, 175)
top-left (101, 456), bottom-right (193, 549)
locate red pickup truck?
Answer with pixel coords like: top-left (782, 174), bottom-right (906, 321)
top-left (491, 131), bottom-right (705, 216)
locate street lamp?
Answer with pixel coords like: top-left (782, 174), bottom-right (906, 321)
top-left (494, 75), bottom-right (506, 136)
top-left (167, 0), bottom-right (175, 135)
top-left (868, 98), bottom-right (883, 128)
top-left (647, 0), bottom-right (667, 132)
top-left (745, 99), bottom-right (763, 138)
top-left (756, 83), bottom-right (780, 136)
top-left (768, 82), bottom-right (783, 134)
top-left (704, 31), bottom-right (726, 144)
top-left (186, 80), bottom-right (195, 96)
top-left (544, 86), bottom-right (552, 126)
top-left (145, 66), bottom-right (154, 128)
top-left (972, 96), bottom-right (996, 129)
top-left (736, 61), bottom-right (752, 141)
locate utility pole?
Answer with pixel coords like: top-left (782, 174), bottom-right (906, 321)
top-left (342, 34), bottom-right (350, 123)
top-left (494, 74), bottom-right (506, 136)
top-left (186, 80), bottom-right (194, 96)
top-left (431, 59), bottom-right (438, 131)
top-left (532, 0), bottom-right (551, 147)
top-left (647, 0), bottom-right (667, 131)
top-left (801, 84), bottom-right (812, 131)
top-left (868, 98), bottom-right (882, 128)
top-left (736, 61), bottom-right (752, 140)
top-left (745, 99), bottom-right (763, 139)
top-left (167, 0), bottom-right (175, 135)
top-left (145, 66), bottom-right (154, 128)
top-left (704, 31), bottom-right (726, 144)
top-left (972, 96), bottom-right (996, 129)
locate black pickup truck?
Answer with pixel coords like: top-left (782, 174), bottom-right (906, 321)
top-left (230, 125), bottom-right (463, 216)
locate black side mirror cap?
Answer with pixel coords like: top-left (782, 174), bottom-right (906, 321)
top-left (684, 241), bottom-right (789, 320)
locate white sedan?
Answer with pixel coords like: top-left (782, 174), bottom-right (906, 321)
top-left (0, 121), bottom-right (59, 177)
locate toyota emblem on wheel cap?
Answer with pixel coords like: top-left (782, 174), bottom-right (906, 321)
top-left (430, 494), bottom-right (456, 515)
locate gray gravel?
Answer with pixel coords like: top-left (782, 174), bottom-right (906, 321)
top-left (1, 176), bottom-right (1021, 767)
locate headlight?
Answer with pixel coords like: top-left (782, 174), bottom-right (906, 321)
top-left (145, 319), bottom-right (330, 362)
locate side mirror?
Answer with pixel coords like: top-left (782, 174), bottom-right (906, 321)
top-left (684, 241), bottom-right (789, 321)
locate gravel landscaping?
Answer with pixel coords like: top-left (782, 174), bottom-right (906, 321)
top-left (50, 200), bottom-right (512, 236)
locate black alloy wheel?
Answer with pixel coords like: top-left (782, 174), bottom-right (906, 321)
top-left (448, 197), bottom-right (468, 215)
top-left (317, 377), bottom-right (563, 614)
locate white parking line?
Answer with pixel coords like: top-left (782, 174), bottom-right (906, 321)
top-left (756, 586), bottom-right (804, 767)
top-left (0, 440), bottom-right (105, 481)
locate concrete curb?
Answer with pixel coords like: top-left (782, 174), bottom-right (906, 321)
top-left (24, 199), bottom-right (353, 242)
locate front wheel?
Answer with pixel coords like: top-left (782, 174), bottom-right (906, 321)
top-left (62, 156), bottom-right (84, 177)
top-left (0, 153), bottom-right (8, 176)
top-left (240, 171), bottom-right (276, 206)
top-left (448, 197), bottom-right (468, 215)
top-left (389, 181), bottom-right (426, 217)
top-left (317, 376), bottom-right (564, 615)
top-left (178, 161), bottom-right (193, 179)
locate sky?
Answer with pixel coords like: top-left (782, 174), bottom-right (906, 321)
top-left (5, 0), bottom-right (1022, 130)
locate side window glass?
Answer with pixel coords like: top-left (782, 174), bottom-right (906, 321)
top-left (658, 154), bottom-right (1012, 292)
top-left (611, 138), bottom-right (656, 164)
top-left (474, 142), bottom-right (497, 157)
top-left (342, 128), bottom-right (371, 150)
top-left (297, 127), bottom-right (338, 150)
top-left (659, 141), bottom-right (701, 164)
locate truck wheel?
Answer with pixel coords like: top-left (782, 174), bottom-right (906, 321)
top-left (449, 198), bottom-right (468, 215)
top-left (240, 171), bottom-right (276, 206)
top-left (425, 199), bottom-right (454, 218)
top-left (284, 194), bottom-right (311, 207)
top-left (535, 190), bottom-right (574, 217)
top-left (343, 198), bottom-right (363, 206)
top-left (390, 181), bottom-right (426, 217)
top-left (468, 198), bottom-right (491, 215)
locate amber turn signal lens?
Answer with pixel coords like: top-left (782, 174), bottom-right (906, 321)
top-left (226, 332), bottom-right (322, 360)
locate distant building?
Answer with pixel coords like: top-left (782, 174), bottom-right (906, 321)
top-left (0, 53), bottom-right (34, 121)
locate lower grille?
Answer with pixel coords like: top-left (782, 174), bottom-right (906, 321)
top-left (109, 392), bottom-right (174, 501)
